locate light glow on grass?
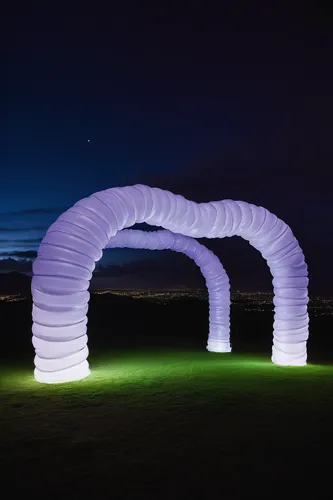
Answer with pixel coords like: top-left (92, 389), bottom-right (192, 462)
top-left (3, 349), bottom-right (333, 498)
top-left (1, 350), bottom-right (332, 394)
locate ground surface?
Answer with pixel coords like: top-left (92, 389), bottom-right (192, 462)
top-left (1, 293), bottom-right (333, 497)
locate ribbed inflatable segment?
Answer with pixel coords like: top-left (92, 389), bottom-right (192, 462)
top-left (32, 185), bottom-right (309, 383)
top-left (107, 229), bottom-right (231, 353)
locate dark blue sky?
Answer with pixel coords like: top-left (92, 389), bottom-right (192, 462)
top-left (3, 5), bottom-right (333, 293)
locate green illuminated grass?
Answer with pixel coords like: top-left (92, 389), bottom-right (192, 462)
top-left (2, 349), bottom-right (333, 393)
top-left (1, 349), bottom-right (333, 496)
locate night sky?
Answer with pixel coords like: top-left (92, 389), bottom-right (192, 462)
top-left (3, 5), bottom-right (333, 294)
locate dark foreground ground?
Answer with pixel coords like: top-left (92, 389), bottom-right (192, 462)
top-left (1, 292), bottom-right (333, 498)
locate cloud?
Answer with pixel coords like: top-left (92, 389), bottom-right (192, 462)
top-left (0, 238), bottom-right (41, 244)
top-left (0, 250), bottom-right (37, 259)
top-left (0, 226), bottom-right (47, 233)
top-left (0, 207), bottom-right (65, 217)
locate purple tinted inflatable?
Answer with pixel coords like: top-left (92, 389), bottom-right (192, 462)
top-left (107, 229), bottom-right (231, 354)
top-left (32, 185), bottom-right (309, 383)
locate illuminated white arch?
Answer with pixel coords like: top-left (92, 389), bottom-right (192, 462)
top-left (106, 229), bottom-right (230, 353)
top-left (32, 185), bottom-right (309, 383)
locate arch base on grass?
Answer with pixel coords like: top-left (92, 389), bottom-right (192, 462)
top-left (206, 339), bottom-right (232, 353)
top-left (34, 361), bottom-right (90, 384)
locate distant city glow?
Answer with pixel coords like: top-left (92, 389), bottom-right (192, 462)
top-left (31, 185), bottom-right (309, 383)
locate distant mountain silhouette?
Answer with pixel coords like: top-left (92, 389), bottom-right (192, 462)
top-left (0, 272), bottom-right (32, 295)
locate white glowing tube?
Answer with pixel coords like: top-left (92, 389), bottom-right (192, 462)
top-left (32, 185), bottom-right (309, 383)
top-left (106, 229), bottom-right (231, 354)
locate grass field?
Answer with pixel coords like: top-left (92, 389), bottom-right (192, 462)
top-left (1, 293), bottom-right (333, 497)
top-left (1, 345), bottom-right (333, 497)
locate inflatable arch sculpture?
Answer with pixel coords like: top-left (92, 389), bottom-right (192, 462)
top-left (106, 229), bottom-right (231, 353)
top-left (32, 185), bottom-right (309, 383)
